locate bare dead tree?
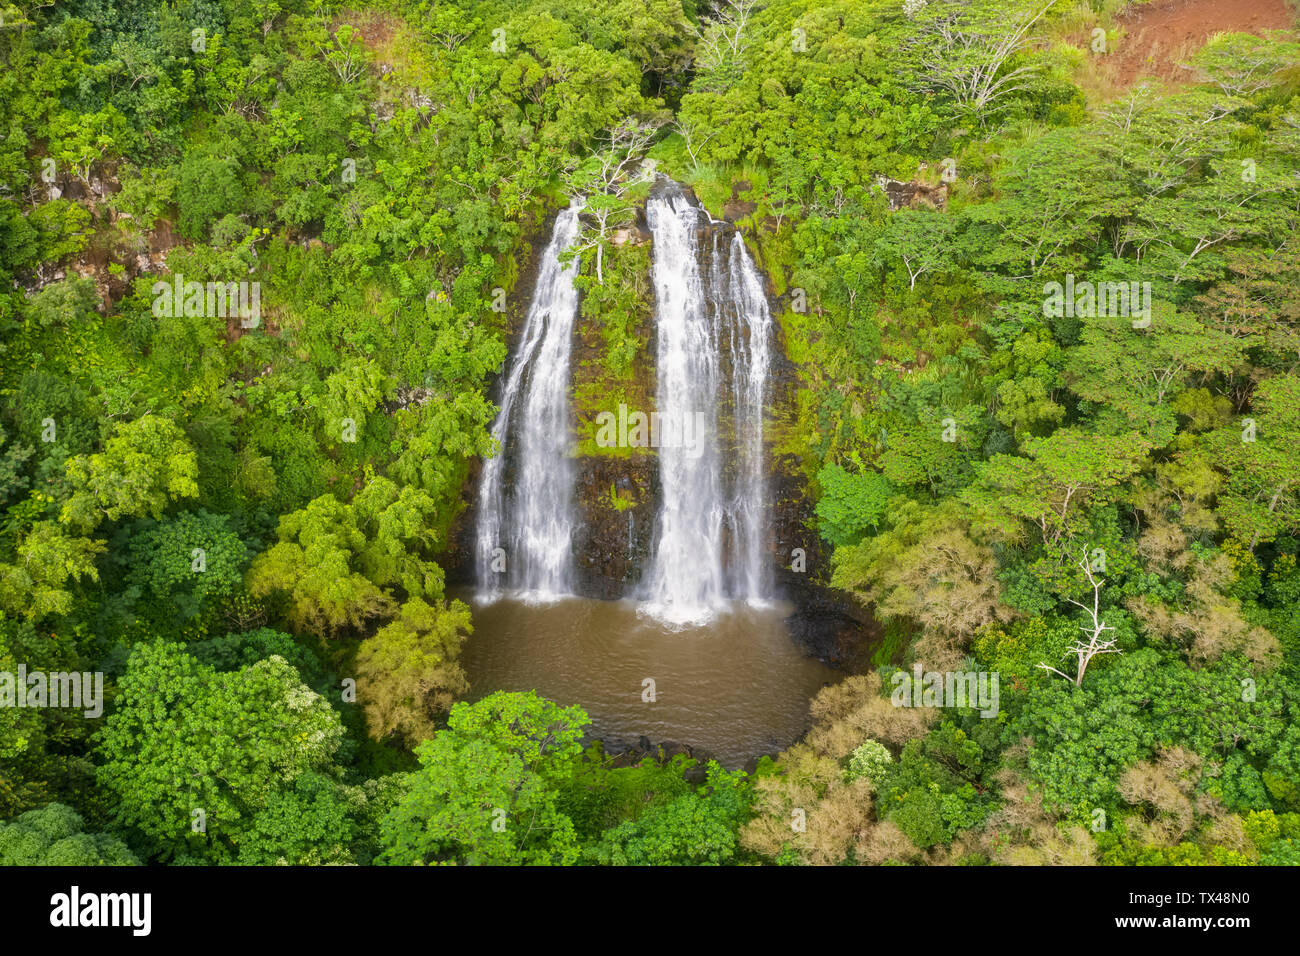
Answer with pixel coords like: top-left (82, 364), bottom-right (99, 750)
top-left (1037, 550), bottom-right (1122, 687)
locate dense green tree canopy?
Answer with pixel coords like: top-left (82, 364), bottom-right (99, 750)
top-left (1, 0), bottom-right (1299, 873)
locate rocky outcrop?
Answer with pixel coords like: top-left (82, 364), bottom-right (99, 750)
top-left (610, 224), bottom-right (651, 246)
top-left (722, 178), bottom-right (758, 222)
top-left (876, 176), bottom-right (949, 211)
top-left (597, 735), bottom-right (718, 782)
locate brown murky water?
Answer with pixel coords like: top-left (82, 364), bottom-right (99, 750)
top-left (457, 591), bottom-right (840, 768)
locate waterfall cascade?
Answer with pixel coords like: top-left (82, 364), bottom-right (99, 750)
top-left (640, 187), bottom-right (773, 627)
top-left (473, 186), bottom-right (774, 623)
top-left (475, 200), bottom-right (583, 602)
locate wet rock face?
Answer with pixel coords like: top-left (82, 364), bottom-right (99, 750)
top-left (572, 454), bottom-right (658, 599)
top-left (778, 549), bottom-right (880, 672)
top-left (441, 456), bottom-right (482, 590)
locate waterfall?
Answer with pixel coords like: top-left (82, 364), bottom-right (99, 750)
top-left (723, 228), bottom-right (773, 603)
top-left (640, 188), bottom-right (772, 626)
top-left (475, 200), bottom-right (583, 602)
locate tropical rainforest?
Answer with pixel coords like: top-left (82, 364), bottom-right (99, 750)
top-left (2, 0), bottom-right (1300, 869)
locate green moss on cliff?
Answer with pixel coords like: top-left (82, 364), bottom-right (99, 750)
top-left (573, 241), bottom-right (656, 458)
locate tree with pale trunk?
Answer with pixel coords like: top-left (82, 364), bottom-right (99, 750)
top-left (1036, 550), bottom-right (1121, 687)
top-left (563, 115), bottom-right (664, 284)
top-left (693, 0), bottom-right (761, 80)
top-left (908, 0), bottom-right (1059, 119)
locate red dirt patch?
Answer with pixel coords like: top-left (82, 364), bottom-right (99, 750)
top-left (334, 8), bottom-right (401, 51)
top-left (147, 217), bottom-right (182, 260)
top-left (1109, 0), bottom-right (1294, 87)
